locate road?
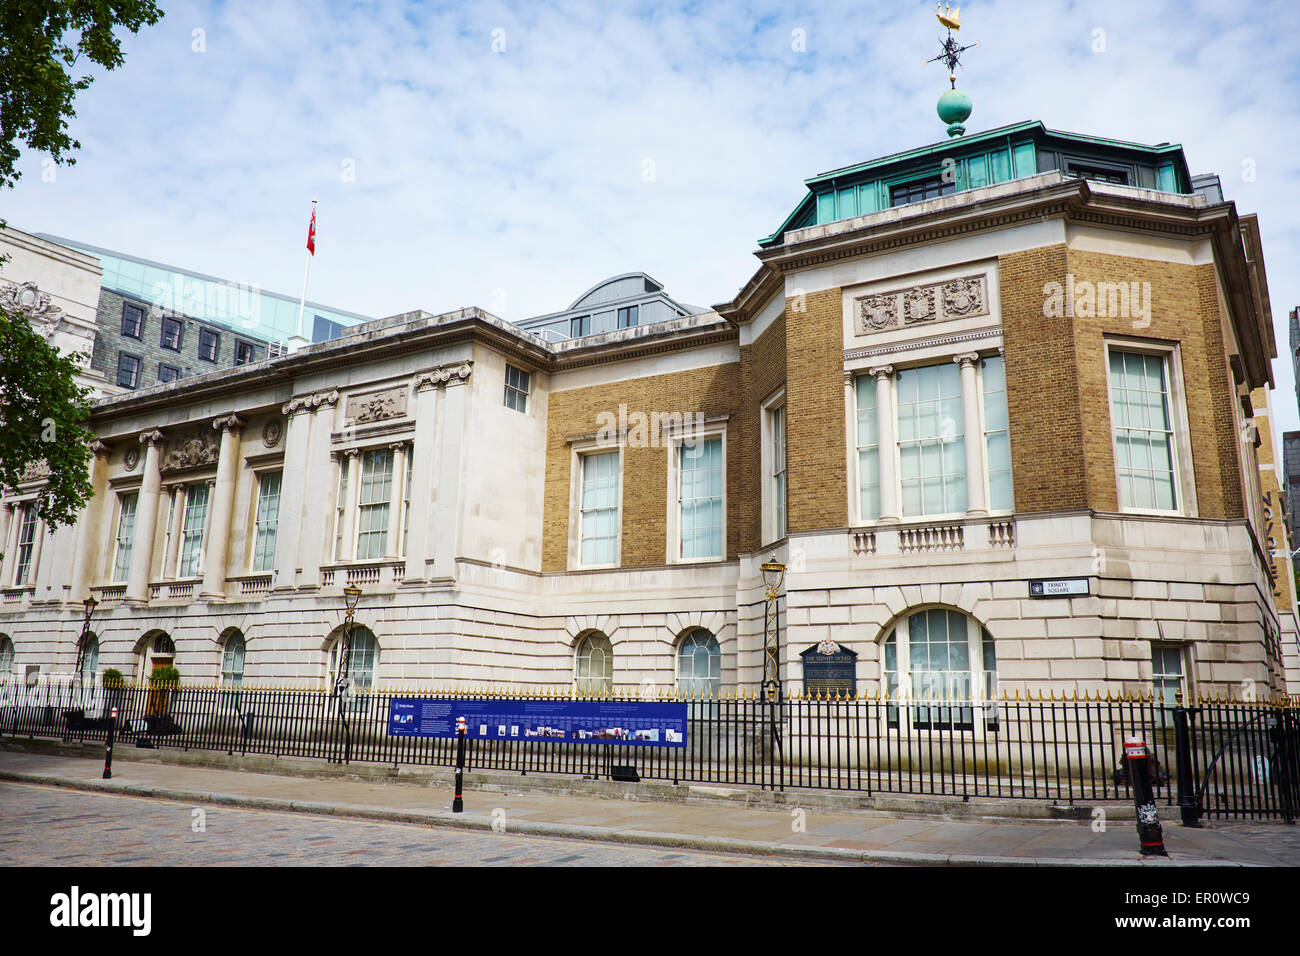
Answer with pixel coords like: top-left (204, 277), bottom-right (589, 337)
top-left (0, 781), bottom-right (843, 866)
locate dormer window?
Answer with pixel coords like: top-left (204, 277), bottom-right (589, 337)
top-left (1066, 163), bottom-right (1129, 185)
top-left (889, 175), bottom-right (956, 208)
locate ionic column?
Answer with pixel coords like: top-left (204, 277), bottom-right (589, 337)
top-left (339, 449), bottom-right (362, 561)
top-left (126, 430), bottom-right (165, 606)
top-left (870, 365), bottom-right (899, 522)
top-left (384, 442), bottom-right (407, 560)
top-left (954, 352), bottom-right (987, 516)
top-left (200, 415), bottom-right (243, 600)
top-left (404, 372), bottom-right (440, 583)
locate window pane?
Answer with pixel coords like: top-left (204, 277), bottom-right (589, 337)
top-left (113, 494), bottom-right (137, 582)
top-left (1108, 351), bottom-right (1176, 510)
top-left (357, 449), bottom-right (393, 559)
top-left (178, 483), bottom-right (210, 577)
top-left (580, 452), bottom-right (619, 565)
top-left (855, 376), bottom-right (880, 521)
top-left (252, 471), bottom-right (282, 572)
top-left (897, 364), bottom-right (965, 517)
top-left (680, 437), bottom-right (723, 559)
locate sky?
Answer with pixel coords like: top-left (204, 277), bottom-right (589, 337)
top-left (4, 0), bottom-right (1299, 427)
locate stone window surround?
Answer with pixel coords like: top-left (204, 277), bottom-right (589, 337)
top-left (1102, 334), bottom-right (1198, 519)
top-left (244, 460), bottom-right (284, 575)
top-left (844, 343), bottom-right (1010, 528)
top-left (664, 416), bottom-right (729, 565)
top-left (567, 436), bottom-right (624, 571)
top-left (328, 439), bottom-right (412, 565)
top-left (160, 475), bottom-right (217, 581)
top-left (1, 498), bottom-right (43, 590)
top-left (760, 387), bottom-right (787, 548)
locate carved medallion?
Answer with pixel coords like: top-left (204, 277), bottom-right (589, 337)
top-left (903, 287), bottom-right (937, 324)
top-left (262, 420), bottom-right (283, 448)
top-left (941, 277), bottom-right (987, 317)
top-left (123, 447), bottom-right (140, 471)
top-left (857, 295), bottom-right (898, 333)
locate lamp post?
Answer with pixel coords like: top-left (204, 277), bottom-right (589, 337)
top-left (334, 585), bottom-right (362, 764)
top-left (66, 596), bottom-right (98, 742)
top-left (760, 557), bottom-right (786, 702)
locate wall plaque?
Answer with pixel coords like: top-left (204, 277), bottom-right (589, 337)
top-left (800, 644), bottom-right (858, 697)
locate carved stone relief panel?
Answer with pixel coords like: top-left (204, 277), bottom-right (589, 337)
top-left (346, 387), bottom-right (408, 425)
top-left (854, 274), bottom-right (988, 336)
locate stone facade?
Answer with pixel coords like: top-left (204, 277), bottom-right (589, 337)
top-left (2, 153), bottom-right (1298, 705)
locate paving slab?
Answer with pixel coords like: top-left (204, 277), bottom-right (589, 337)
top-left (2, 749), bottom-right (1298, 866)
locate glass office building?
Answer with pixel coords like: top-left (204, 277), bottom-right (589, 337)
top-left (38, 234), bottom-right (370, 345)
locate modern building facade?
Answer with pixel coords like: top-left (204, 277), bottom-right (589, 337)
top-left (3, 121), bottom-right (1299, 702)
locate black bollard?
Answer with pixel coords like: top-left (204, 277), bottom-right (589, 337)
top-left (1124, 737), bottom-right (1167, 856)
top-left (103, 707), bottom-right (118, 780)
top-left (1172, 693), bottom-right (1202, 827)
top-left (452, 715), bottom-right (466, 813)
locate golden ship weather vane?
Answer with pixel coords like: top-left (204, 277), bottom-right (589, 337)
top-left (924, 3), bottom-right (978, 137)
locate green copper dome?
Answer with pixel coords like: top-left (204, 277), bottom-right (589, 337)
top-left (937, 88), bottom-right (972, 138)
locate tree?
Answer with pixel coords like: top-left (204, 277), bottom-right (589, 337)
top-left (0, 1), bottom-right (164, 190)
top-left (0, 299), bottom-right (95, 530)
top-left (0, 2), bottom-right (163, 541)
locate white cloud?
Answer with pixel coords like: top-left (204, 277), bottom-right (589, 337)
top-left (5, 0), bottom-right (1299, 428)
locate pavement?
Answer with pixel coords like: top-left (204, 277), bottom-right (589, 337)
top-left (3, 747), bottom-right (1298, 866)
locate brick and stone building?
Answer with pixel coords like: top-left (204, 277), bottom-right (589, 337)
top-left (3, 120), bottom-right (1299, 702)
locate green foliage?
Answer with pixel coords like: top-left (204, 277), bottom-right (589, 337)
top-left (148, 664), bottom-right (180, 685)
top-left (0, 1), bottom-right (163, 190)
top-left (102, 667), bottom-right (124, 687)
top-left (0, 300), bottom-right (94, 528)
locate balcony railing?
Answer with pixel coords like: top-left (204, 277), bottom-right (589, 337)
top-left (319, 561), bottom-right (406, 589)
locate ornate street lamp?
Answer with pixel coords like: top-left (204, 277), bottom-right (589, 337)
top-left (760, 557), bottom-right (785, 702)
top-left (73, 597), bottom-right (98, 695)
top-left (335, 586), bottom-right (363, 699)
top-left (65, 596), bottom-right (98, 741)
top-left (333, 586), bottom-right (363, 766)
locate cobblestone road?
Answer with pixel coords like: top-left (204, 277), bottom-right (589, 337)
top-left (0, 782), bottom-right (844, 866)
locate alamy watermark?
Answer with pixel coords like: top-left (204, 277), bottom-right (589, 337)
top-left (595, 404), bottom-right (707, 448)
top-left (1042, 273), bottom-right (1151, 327)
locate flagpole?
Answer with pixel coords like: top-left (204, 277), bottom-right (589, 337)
top-left (291, 199), bottom-right (316, 350)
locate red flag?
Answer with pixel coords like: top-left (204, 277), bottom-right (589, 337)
top-left (306, 206), bottom-right (316, 255)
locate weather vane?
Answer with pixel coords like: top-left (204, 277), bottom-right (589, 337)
top-left (924, 3), bottom-right (977, 138)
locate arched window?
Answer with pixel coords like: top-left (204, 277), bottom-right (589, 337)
top-left (574, 632), bottom-right (613, 696)
top-left (0, 635), bottom-right (14, 678)
top-left (78, 633), bottom-right (100, 683)
top-left (329, 626), bottom-right (377, 695)
top-left (676, 630), bottom-right (721, 696)
top-left (881, 608), bottom-right (998, 731)
top-left (221, 631), bottom-right (246, 688)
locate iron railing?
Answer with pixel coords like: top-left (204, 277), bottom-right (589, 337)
top-left (2, 679), bottom-right (1296, 819)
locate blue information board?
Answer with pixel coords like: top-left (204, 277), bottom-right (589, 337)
top-left (388, 698), bottom-right (688, 748)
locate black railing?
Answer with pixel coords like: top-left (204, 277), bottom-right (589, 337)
top-left (2, 680), bottom-right (1297, 819)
